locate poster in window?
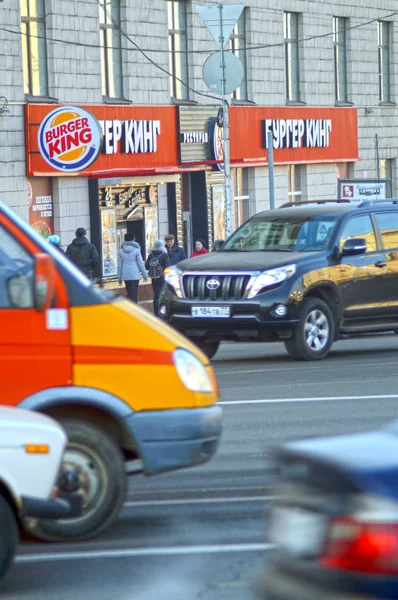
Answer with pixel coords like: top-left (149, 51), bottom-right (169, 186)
top-left (212, 185), bottom-right (226, 241)
top-left (101, 209), bottom-right (117, 278)
top-left (28, 181), bottom-right (54, 239)
top-left (144, 206), bottom-right (158, 258)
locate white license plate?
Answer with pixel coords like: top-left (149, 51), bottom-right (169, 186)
top-left (270, 506), bottom-right (326, 556)
top-left (191, 306), bottom-right (230, 318)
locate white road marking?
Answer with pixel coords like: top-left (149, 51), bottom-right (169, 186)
top-left (219, 393), bottom-right (398, 405)
top-left (127, 485), bottom-right (267, 496)
top-left (16, 543), bottom-right (274, 564)
top-left (215, 360), bottom-right (398, 376)
top-left (124, 496), bottom-right (271, 507)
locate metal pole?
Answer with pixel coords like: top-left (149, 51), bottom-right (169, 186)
top-left (268, 129), bottom-right (275, 210)
top-left (219, 3), bottom-right (233, 238)
top-left (375, 134), bottom-right (380, 179)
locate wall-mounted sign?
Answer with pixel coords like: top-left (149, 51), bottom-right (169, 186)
top-left (179, 106), bottom-right (219, 165)
top-left (209, 117), bottom-right (224, 171)
top-left (338, 178), bottom-right (388, 202)
top-left (229, 106), bottom-right (358, 166)
top-left (26, 104), bottom-right (178, 177)
top-left (262, 119), bottom-right (332, 150)
top-left (37, 106), bottom-right (102, 172)
top-left (101, 119), bottom-right (161, 155)
top-left (180, 132), bottom-right (209, 144)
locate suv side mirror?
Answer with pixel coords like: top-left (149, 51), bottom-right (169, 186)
top-left (341, 238), bottom-right (367, 256)
top-left (34, 253), bottom-right (56, 311)
top-left (212, 239), bottom-right (225, 252)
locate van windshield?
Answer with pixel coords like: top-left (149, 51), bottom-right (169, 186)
top-left (222, 214), bottom-right (339, 252)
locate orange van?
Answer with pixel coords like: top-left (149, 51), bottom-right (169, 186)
top-left (0, 201), bottom-right (221, 542)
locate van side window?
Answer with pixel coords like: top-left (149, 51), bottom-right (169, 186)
top-left (0, 225), bottom-right (34, 308)
top-left (375, 212), bottom-right (398, 249)
top-left (339, 215), bottom-right (377, 253)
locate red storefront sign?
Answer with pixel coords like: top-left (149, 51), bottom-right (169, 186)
top-left (229, 106), bottom-right (358, 166)
top-left (26, 104), bottom-right (179, 177)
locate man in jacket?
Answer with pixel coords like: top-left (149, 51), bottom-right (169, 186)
top-left (118, 233), bottom-right (148, 303)
top-left (164, 234), bottom-right (186, 266)
top-left (66, 228), bottom-right (99, 280)
top-left (145, 240), bottom-right (170, 316)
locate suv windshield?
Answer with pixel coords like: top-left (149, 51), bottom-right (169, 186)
top-left (222, 214), bottom-right (339, 252)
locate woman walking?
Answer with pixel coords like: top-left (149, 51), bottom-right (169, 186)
top-left (118, 233), bottom-right (148, 303)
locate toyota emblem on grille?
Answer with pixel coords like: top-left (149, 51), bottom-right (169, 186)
top-left (206, 279), bottom-right (220, 290)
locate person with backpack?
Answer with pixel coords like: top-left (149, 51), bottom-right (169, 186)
top-left (66, 228), bottom-right (99, 280)
top-left (145, 240), bottom-right (170, 316)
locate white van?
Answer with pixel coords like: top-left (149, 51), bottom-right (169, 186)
top-left (0, 407), bottom-right (79, 580)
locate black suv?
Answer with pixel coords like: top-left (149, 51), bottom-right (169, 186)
top-left (159, 200), bottom-right (398, 361)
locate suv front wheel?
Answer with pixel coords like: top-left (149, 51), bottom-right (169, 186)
top-left (284, 298), bottom-right (334, 361)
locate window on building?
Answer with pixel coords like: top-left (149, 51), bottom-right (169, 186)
top-left (287, 165), bottom-right (302, 203)
top-left (99, 0), bottom-right (123, 99)
top-left (378, 21), bottom-right (391, 103)
top-left (229, 11), bottom-right (247, 101)
top-left (379, 158), bottom-right (394, 197)
top-left (233, 169), bottom-right (250, 229)
top-left (375, 212), bottom-right (398, 249)
top-left (333, 17), bottom-right (348, 103)
top-left (168, 0), bottom-right (188, 100)
top-left (284, 12), bottom-right (300, 102)
top-left (21, 0), bottom-right (48, 97)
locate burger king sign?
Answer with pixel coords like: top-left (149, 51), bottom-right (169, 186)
top-left (38, 106), bottom-right (102, 172)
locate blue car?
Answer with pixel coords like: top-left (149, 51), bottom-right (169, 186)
top-left (261, 423), bottom-right (398, 600)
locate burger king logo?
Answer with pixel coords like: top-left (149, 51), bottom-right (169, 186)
top-left (38, 106), bottom-right (102, 172)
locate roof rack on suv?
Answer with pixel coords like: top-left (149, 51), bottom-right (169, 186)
top-left (280, 199), bottom-right (352, 208)
top-left (358, 198), bottom-right (398, 207)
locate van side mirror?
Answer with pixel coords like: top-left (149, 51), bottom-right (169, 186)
top-left (341, 238), bottom-right (367, 256)
top-left (212, 239), bottom-right (225, 252)
top-left (34, 253), bottom-right (56, 311)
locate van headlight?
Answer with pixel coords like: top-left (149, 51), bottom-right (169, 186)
top-left (173, 349), bottom-right (213, 393)
top-left (247, 264), bottom-right (296, 299)
top-left (164, 267), bottom-right (183, 298)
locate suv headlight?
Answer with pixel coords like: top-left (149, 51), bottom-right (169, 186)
top-left (164, 266), bottom-right (183, 298)
top-left (247, 264), bottom-right (296, 299)
top-left (173, 349), bottom-right (213, 393)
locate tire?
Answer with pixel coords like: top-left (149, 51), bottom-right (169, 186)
top-left (191, 339), bottom-right (220, 360)
top-left (0, 494), bottom-right (18, 581)
top-left (284, 298), bottom-right (334, 361)
top-left (24, 419), bottom-right (126, 542)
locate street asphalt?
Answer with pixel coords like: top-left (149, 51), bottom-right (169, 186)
top-left (4, 333), bottom-right (398, 600)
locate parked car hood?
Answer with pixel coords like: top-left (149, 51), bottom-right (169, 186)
top-left (177, 250), bottom-right (322, 272)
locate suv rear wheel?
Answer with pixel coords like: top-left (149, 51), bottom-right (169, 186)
top-left (284, 298), bottom-right (334, 361)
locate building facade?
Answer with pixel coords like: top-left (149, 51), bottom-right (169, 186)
top-left (1, 0), bottom-right (397, 284)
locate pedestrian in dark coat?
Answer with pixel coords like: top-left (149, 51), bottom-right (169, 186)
top-left (145, 240), bottom-right (170, 316)
top-left (164, 234), bottom-right (186, 266)
top-left (66, 228), bottom-right (99, 280)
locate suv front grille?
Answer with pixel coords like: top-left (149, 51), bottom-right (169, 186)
top-left (182, 274), bottom-right (252, 300)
